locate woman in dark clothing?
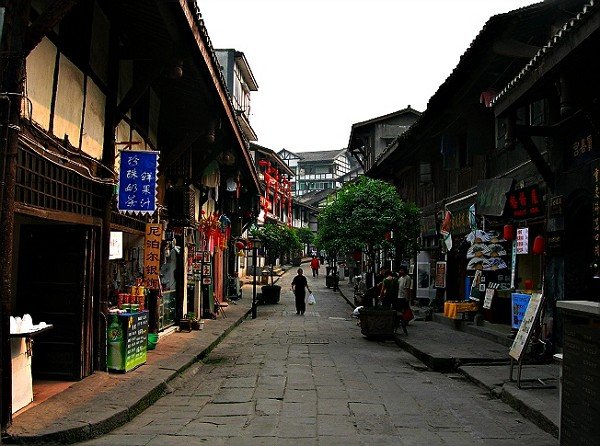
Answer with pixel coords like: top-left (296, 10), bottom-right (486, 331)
top-left (291, 268), bottom-right (312, 315)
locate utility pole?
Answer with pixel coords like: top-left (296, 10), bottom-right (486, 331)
top-left (0, 0), bottom-right (31, 430)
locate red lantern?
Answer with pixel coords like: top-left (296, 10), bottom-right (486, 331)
top-left (352, 250), bottom-right (362, 261)
top-left (503, 224), bottom-right (515, 241)
top-left (235, 241), bottom-right (245, 250)
top-left (532, 235), bottom-right (545, 255)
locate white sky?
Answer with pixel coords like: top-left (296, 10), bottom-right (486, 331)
top-left (198, 0), bottom-right (537, 153)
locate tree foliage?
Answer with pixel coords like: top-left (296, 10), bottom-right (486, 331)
top-left (315, 177), bottom-right (420, 268)
top-left (294, 226), bottom-right (314, 248)
top-left (251, 222), bottom-right (302, 267)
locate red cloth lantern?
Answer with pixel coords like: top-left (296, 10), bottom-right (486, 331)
top-left (532, 235), bottom-right (545, 255)
top-left (352, 250), bottom-right (362, 261)
top-left (235, 241), bottom-right (245, 250)
top-left (503, 224), bottom-right (515, 241)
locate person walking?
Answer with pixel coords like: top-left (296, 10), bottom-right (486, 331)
top-left (291, 268), bottom-right (311, 315)
top-left (396, 266), bottom-right (413, 334)
top-left (310, 256), bottom-right (320, 277)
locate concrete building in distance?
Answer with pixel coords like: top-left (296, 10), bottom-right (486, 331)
top-left (347, 106), bottom-right (421, 172)
top-left (278, 148), bottom-right (360, 197)
top-left (215, 49), bottom-right (259, 142)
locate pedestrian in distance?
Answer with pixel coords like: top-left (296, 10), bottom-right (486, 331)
top-left (396, 266), bottom-right (414, 334)
top-left (310, 256), bottom-right (320, 277)
top-left (379, 270), bottom-right (399, 309)
top-left (291, 268), bottom-right (311, 315)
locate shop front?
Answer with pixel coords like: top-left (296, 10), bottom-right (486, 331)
top-left (14, 221), bottom-right (99, 382)
top-left (465, 181), bottom-right (546, 328)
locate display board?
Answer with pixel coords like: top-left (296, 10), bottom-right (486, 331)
top-left (509, 293), bottom-right (543, 361)
top-left (108, 311), bottom-right (149, 372)
top-left (511, 293), bottom-right (531, 329)
top-left (483, 288), bottom-right (495, 310)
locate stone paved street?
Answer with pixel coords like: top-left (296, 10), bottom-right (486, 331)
top-left (78, 266), bottom-right (558, 445)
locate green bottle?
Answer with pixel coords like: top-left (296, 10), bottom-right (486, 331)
top-left (107, 315), bottom-right (124, 370)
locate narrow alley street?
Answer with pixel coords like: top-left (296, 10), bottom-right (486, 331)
top-left (77, 265), bottom-right (557, 446)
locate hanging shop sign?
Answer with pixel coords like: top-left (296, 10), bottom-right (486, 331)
top-left (144, 223), bottom-right (162, 289)
top-left (109, 231), bottom-right (123, 260)
top-left (201, 250), bottom-right (212, 285)
top-left (593, 166), bottom-right (600, 260)
top-left (117, 150), bottom-right (159, 215)
top-left (434, 261), bottom-right (446, 288)
top-left (516, 228), bottom-right (529, 254)
top-left (569, 132), bottom-right (594, 167)
top-left (483, 288), bottom-right (495, 310)
top-left (506, 185), bottom-right (542, 219)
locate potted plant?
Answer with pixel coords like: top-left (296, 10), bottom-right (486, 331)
top-left (251, 222), bottom-right (302, 304)
top-left (188, 312), bottom-right (201, 330)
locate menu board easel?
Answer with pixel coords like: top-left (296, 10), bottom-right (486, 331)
top-left (508, 292), bottom-right (556, 389)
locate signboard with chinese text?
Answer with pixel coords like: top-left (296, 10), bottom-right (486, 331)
top-left (570, 133), bottom-right (594, 167)
top-left (483, 288), bottom-right (495, 310)
top-left (510, 293), bottom-right (543, 360)
top-left (510, 292), bottom-right (531, 330)
top-left (593, 166), bottom-right (600, 261)
top-left (109, 231), bottom-right (123, 260)
top-left (117, 150), bottom-right (159, 214)
top-left (434, 261), bottom-right (446, 288)
top-left (506, 185), bottom-right (543, 219)
top-left (144, 223), bottom-right (162, 289)
top-left (516, 228), bottom-right (529, 254)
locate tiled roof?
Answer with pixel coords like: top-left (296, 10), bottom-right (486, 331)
top-left (296, 149), bottom-right (347, 163)
top-left (491, 0), bottom-right (597, 106)
top-left (373, 1), bottom-right (552, 165)
top-left (296, 188), bottom-right (337, 206)
top-left (350, 106), bottom-right (421, 129)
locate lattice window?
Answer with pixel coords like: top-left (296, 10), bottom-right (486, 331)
top-left (16, 147), bottom-right (104, 217)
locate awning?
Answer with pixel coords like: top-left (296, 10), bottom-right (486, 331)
top-left (476, 178), bottom-right (514, 217)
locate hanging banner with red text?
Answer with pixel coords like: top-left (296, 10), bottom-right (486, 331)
top-left (144, 223), bottom-right (162, 289)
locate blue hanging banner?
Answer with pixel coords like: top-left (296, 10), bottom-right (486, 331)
top-left (117, 150), bottom-right (159, 215)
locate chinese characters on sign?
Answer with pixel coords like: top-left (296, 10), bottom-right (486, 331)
top-left (572, 134), bottom-right (593, 160)
top-left (144, 223), bottom-right (162, 289)
top-left (118, 150), bottom-right (159, 214)
top-left (516, 228), bottom-right (529, 254)
top-left (593, 167), bottom-right (600, 260)
top-left (506, 185), bottom-right (542, 219)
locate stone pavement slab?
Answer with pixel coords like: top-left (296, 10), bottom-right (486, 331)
top-left (393, 320), bottom-right (509, 372)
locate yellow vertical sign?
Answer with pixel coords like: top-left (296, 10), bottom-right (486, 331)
top-left (144, 223), bottom-right (162, 289)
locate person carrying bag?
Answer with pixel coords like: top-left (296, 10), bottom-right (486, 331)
top-left (291, 268), bottom-right (311, 315)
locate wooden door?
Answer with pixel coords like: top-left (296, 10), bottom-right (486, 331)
top-left (17, 225), bottom-right (96, 380)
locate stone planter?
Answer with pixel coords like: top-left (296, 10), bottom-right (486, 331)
top-left (260, 285), bottom-right (281, 304)
top-left (358, 307), bottom-right (397, 340)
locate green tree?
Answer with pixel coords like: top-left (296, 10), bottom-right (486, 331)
top-left (315, 177), bottom-right (420, 271)
top-left (251, 222), bottom-right (302, 284)
top-left (294, 226), bottom-right (314, 254)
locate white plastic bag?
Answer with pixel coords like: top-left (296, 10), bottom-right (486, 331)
top-left (307, 293), bottom-right (316, 305)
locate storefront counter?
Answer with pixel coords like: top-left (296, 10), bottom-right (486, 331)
top-left (443, 301), bottom-right (479, 319)
top-left (10, 324), bottom-right (53, 413)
